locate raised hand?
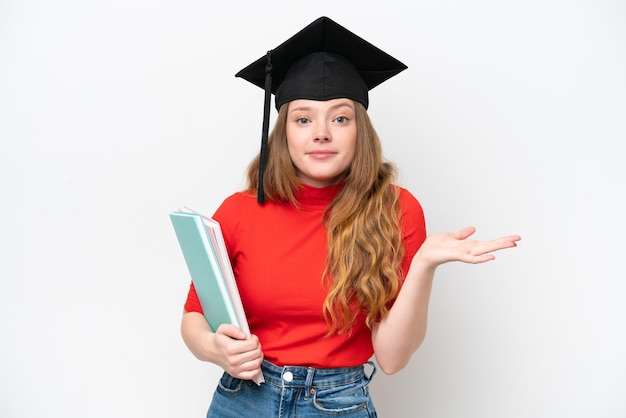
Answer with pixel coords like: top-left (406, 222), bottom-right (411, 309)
top-left (414, 226), bottom-right (521, 269)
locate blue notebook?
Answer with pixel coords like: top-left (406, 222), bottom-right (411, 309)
top-left (170, 208), bottom-right (265, 385)
top-left (169, 210), bottom-right (248, 334)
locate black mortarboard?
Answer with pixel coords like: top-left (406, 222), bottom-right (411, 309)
top-left (235, 16), bottom-right (407, 204)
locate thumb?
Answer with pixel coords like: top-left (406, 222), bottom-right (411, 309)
top-left (215, 324), bottom-right (247, 340)
top-left (453, 226), bottom-right (476, 240)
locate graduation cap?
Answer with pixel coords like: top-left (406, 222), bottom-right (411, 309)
top-left (235, 16), bottom-right (407, 204)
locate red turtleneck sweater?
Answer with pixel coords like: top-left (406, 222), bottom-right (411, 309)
top-left (184, 183), bottom-right (426, 368)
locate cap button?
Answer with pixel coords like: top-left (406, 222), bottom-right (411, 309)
top-left (282, 371), bottom-right (294, 382)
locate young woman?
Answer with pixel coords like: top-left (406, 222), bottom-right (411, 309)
top-left (180, 17), bottom-right (521, 417)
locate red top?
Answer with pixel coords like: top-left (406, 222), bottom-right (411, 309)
top-left (184, 183), bottom-right (426, 368)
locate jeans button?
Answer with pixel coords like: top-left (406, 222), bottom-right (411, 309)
top-left (283, 371), bottom-right (293, 382)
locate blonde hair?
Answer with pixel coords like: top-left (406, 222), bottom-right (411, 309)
top-left (246, 101), bottom-right (404, 334)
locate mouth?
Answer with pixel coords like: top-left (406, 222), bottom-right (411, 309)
top-left (307, 150), bottom-right (337, 159)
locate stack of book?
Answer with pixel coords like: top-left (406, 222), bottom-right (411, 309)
top-left (170, 207), bottom-right (264, 385)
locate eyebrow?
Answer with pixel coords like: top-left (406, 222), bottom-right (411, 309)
top-left (289, 101), bottom-right (355, 114)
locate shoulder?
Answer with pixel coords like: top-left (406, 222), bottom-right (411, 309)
top-left (211, 191), bottom-right (260, 244)
top-left (394, 186), bottom-right (425, 217)
top-left (213, 190), bottom-right (291, 224)
top-left (211, 190), bottom-right (257, 223)
top-left (216, 190), bottom-right (257, 213)
top-left (393, 185), bottom-right (427, 242)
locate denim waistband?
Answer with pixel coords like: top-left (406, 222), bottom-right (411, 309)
top-left (260, 360), bottom-right (376, 389)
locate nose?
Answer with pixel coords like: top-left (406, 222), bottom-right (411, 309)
top-left (314, 122), bottom-right (331, 142)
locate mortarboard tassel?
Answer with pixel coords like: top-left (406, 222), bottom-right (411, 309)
top-left (257, 50), bottom-right (273, 204)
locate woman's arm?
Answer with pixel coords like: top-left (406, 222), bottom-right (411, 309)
top-left (181, 311), bottom-right (264, 380)
top-left (371, 226), bottom-right (521, 374)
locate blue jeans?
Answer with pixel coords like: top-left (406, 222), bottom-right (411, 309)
top-left (206, 360), bottom-right (378, 417)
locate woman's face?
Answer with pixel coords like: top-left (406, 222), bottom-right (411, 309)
top-left (286, 98), bottom-right (357, 188)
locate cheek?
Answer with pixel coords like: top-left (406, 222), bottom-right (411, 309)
top-left (285, 138), bottom-right (299, 162)
top-left (285, 126), bottom-right (296, 152)
top-left (285, 141), bottom-right (305, 174)
top-left (345, 137), bottom-right (358, 162)
top-left (286, 129), bottom-right (307, 158)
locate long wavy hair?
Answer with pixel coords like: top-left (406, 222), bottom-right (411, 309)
top-left (246, 101), bottom-right (404, 334)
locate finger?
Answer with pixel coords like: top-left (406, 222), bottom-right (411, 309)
top-left (453, 226), bottom-right (476, 240)
top-left (493, 235), bottom-right (522, 245)
top-left (237, 366), bottom-right (264, 381)
top-left (239, 352), bottom-right (264, 372)
top-left (469, 254), bottom-right (496, 264)
top-left (489, 236), bottom-right (521, 251)
top-left (468, 238), bottom-right (519, 258)
top-left (216, 324), bottom-right (247, 340)
top-left (229, 349), bottom-right (262, 369)
top-left (228, 349), bottom-right (264, 377)
top-left (225, 338), bottom-right (261, 357)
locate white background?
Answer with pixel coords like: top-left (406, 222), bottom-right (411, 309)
top-left (1, 1), bottom-right (625, 417)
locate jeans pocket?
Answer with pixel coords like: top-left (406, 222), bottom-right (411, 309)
top-left (216, 372), bottom-right (245, 397)
top-left (311, 380), bottom-right (374, 416)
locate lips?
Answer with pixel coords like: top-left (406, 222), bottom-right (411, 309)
top-left (307, 150), bottom-right (337, 159)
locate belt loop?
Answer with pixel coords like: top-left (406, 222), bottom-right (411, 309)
top-left (365, 361), bottom-right (377, 383)
top-left (304, 367), bottom-right (315, 399)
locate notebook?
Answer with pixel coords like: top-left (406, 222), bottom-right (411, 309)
top-left (170, 208), bottom-right (264, 384)
top-left (169, 209), bottom-right (248, 334)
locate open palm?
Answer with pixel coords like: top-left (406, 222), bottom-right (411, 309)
top-left (416, 226), bottom-right (521, 268)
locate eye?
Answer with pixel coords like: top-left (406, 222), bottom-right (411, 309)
top-left (334, 116), bottom-right (348, 124)
top-left (296, 117), bottom-right (310, 125)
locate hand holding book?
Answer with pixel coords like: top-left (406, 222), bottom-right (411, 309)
top-left (170, 207), bottom-right (265, 385)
